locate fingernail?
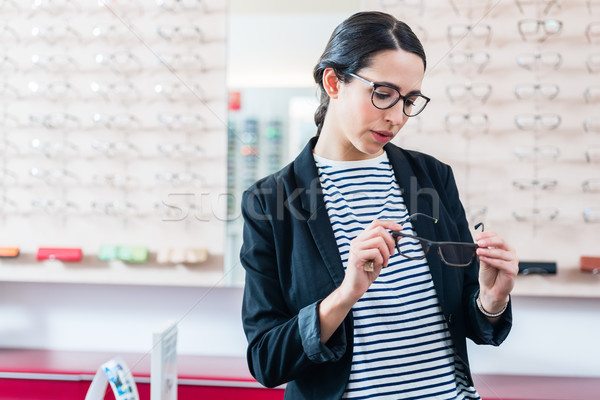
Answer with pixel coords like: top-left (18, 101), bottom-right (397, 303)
top-left (478, 240), bottom-right (486, 246)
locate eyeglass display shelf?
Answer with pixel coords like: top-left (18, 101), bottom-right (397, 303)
top-left (512, 266), bottom-right (600, 298)
top-left (0, 253), bottom-right (226, 288)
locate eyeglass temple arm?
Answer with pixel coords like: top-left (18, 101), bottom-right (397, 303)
top-left (407, 212), bottom-right (438, 224)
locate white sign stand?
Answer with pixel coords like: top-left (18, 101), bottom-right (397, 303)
top-left (151, 320), bottom-right (178, 400)
top-left (85, 356), bottom-right (140, 400)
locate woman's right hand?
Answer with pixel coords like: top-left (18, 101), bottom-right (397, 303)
top-left (340, 219), bottom-right (404, 303)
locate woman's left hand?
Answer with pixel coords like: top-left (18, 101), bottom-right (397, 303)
top-left (474, 231), bottom-right (519, 313)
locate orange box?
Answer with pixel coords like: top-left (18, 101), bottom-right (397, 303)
top-left (0, 247), bottom-right (19, 258)
top-left (580, 256), bottom-right (600, 274)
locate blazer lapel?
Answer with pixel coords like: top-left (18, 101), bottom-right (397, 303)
top-left (294, 137), bottom-right (346, 286)
top-left (384, 144), bottom-right (446, 305)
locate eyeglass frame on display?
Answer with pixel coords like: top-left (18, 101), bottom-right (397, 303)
top-left (448, 51), bottom-right (491, 73)
top-left (586, 53), bottom-right (600, 73)
top-left (446, 23), bottom-right (492, 46)
top-left (514, 113), bottom-right (561, 131)
top-left (514, 83), bottom-right (560, 100)
top-left (512, 178), bottom-right (558, 191)
top-left (446, 82), bottom-right (492, 104)
top-left (347, 72), bottom-right (431, 117)
top-left (515, 0), bottom-right (561, 15)
top-left (444, 112), bottom-right (489, 133)
top-left (514, 145), bottom-right (560, 161)
top-left (518, 19), bottom-right (563, 42)
top-left (515, 51), bottom-right (562, 70)
top-left (512, 207), bottom-right (559, 222)
top-left (390, 213), bottom-right (485, 267)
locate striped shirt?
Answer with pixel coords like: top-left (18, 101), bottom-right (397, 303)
top-left (314, 151), bottom-right (480, 400)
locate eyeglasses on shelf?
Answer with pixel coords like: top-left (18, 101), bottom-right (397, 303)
top-left (448, 51), bottom-right (491, 74)
top-left (518, 19), bottom-right (563, 42)
top-left (512, 207), bottom-right (559, 222)
top-left (587, 53), bottom-right (600, 73)
top-left (29, 24), bottom-right (81, 45)
top-left (514, 113), bottom-right (561, 131)
top-left (156, 0), bottom-right (208, 13)
top-left (157, 113), bottom-right (207, 131)
top-left (583, 179), bottom-right (600, 193)
top-left (31, 54), bottom-right (78, 73)
top-left (444, 112), bottom-right (489, 133)
top-left (584, 86), bottom-right (600, 103)
top-left (0, 82), bottom-right (20, 100)
top-left (29, 167), bottom-right (79, 185)
top-left (29, 0), bottom-right (81, 17)
top-left (584, 208), bottom-right (600, 223)
top-left (447, 24), bottom-right (492, 46)
top-left (154, 82), bottom-right (217, 104)
top-left (514, 145), bottom-right (560, 162)
top-left (586, 146), bottom-right (600, 163)
top-left (157, 143), bottom-right (205, 158)
top-left (0, 168), bottom-right (18, 185)
top-left (29, 112), bottom-right (81, 130)
top-left (91, 140), bottom-right (140, 158)
top-left (513, 178), bottom-right (558, 191)
top-left (584, 117), bottom-right (600, 133)
top-left (347, 73), bottom-right (430, 117)
top-left (95, 52), bottom-right (143, 75)
top-left (0, 25), bottom-right (19, 43)
top-left (448, 0), bottom-right (493, 16)
top-left (30, 138), bottom-right (78, 158)
top-left (391, 213), bottom-right (484, 267)
top-left (91, 201), bottom-right (139, 217)
top-left (155, 171), bottom-right (205, 186)
top-left (586, 22), bottom-right (600, 44)
top-left (515, 0), bottom-right (561, 15)
top-left (516, 51), bottom-right (562, 70)
top-left (446, 82), bottom-right (492, 104)
top-left (514, 83), bottom-right (559, 100)
top-left (31, 198), bottom-right (78, 215)
top-left (90, 81), bottom-right (141, 104)
top-left (92, 113), bottom-right (142, 131)
top-left (28, 80), bottom-right (81, 102)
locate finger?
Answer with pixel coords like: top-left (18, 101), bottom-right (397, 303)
top-left (362, 225), bottom-right (398, 256)
top-left (362, 237), bottom-right (391, 266)
top-left (476, 247), bottom-right (514, 262)
top-left (476, 233), bottom-right (513, 251)
top-left (369, 219), bottom-right (404, 233)
top-left (360, 249), bottom-right (384, 271)
top-left (478, 255), bottom-right (519, 276)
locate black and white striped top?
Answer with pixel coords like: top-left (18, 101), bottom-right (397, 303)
top-left (314, 152), bottom-right (480, 400)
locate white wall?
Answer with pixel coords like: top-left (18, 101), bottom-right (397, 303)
top-left (0, 282), bottom-right (599, 378)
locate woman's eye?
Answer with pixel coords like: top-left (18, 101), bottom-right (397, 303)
top-left (374, 91), bottom-right (392, 99)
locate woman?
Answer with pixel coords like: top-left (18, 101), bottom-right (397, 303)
top-left (240, 11), bottom-right (518, 400)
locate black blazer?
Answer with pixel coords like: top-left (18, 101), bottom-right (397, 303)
top-left (241, 137), bottom-right (512, 399)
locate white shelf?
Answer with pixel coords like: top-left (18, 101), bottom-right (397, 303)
top-left (0, 253), bottom-right (226, 288)
top-left (513, 265), bottom-right (600, 298)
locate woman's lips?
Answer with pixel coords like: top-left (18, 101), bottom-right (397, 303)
top-left (371, 130), bottom-right (393, 143)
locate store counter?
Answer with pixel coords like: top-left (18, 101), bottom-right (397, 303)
top-left (0, 348), bottom-right (598, 400)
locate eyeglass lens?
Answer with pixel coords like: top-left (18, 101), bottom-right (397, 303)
top-left (371, 86), bottom-right (428, 116)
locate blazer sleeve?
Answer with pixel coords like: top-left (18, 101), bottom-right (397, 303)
top-left (441, 165), bottom-right (512, 346)
top-left (240, 188), bottom-right (347, 388)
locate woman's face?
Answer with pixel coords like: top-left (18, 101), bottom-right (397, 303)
top-left (329, 49), bottom-right (425, 160)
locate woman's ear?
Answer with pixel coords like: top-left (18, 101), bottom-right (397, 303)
top-left (322, 68), bottom-right (341, 99)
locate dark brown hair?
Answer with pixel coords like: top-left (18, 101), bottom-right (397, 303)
top-left (313, 11), bottom-right (426, 135)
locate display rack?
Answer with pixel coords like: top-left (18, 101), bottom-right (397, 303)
top-left (369, 0), bottom-right (600, 297)
top-left (0, 0), bottom-right (228, 287)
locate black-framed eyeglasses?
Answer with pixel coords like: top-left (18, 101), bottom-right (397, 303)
top-left (391, 213), bottom-right (484, 267)
top-left (348, 73), bottom-right (430, 117)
